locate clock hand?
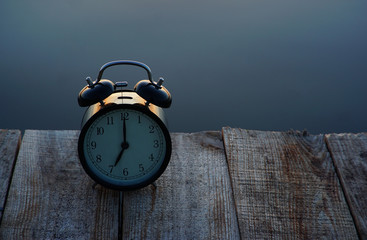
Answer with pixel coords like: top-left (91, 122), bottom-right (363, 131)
top-left (123, 117), bottom-right (127, 143)
top-left (114, 117), bottom-right (129, 167)
top-left (114, 142), bottom-right (129, 166)
top-left (114, 147), bottom-right (125, 167)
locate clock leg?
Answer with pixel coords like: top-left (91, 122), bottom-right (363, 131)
top-left (150, 182), bottom-right (157, 190)
top-left (92, 182), bottom-right (99, 189)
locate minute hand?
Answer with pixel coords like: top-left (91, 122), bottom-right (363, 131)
top-left (123, 117), bottom-right (127, 143)
top-left (114, 118), bottom-right (129, 167)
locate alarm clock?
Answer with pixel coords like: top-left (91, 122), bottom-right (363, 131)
top-left (77, 60), bottom-right (172, 191)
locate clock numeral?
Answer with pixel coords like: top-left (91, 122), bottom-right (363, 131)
top-left (123, 168), bottom-right (129, 176)
top-left (121, 112), bottom-right (129, 120)
top-left (138, 116), bottom-right (141, 124)
top-left (97, 127), bottom-right (104, 135)
top-left (153, 140), bottom-right (159, 148)
top-left (107, 116), bottom-right (114, 125)
top-left (149, 153), bottom-right (154, 161)
top-left (96, 155), bottom-right (102, 163)
top-left (149, 125), bottom-right (155, 133)
top-left (108, 165), bottom-right (114, 173)
top-left (139, 164), bottom-right (144, 172)
top-left (91, 141), bottom-right (97, 149)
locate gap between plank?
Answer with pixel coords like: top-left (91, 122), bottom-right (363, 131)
top-left (323, 135), bottom-right (361, 240)
top-left (119, 191), bottom-right (124, 240)
top-left (0, 132), bottom-right (22, 226)
top-left (220, 128), bottom-right (242, 240)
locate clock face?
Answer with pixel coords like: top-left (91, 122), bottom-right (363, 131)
top-left (78, 105), bottom-right (171, 190)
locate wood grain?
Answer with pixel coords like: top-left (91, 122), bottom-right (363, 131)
top-left (222, 127), bottom-right (358, 239)
top-left (0, 130), bottom-right (21, 221)
top-left (0, 130), bottom-right (120, 239)
top-left (325, 133), bottom-right (367, 239)
top-left (122, 132), bottom-right (240, 239)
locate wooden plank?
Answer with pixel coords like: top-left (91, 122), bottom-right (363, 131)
top-left (121, 132), bottom-right (240, 239)
top-left (0, 130), bottom-right (21, 221)
top-left (325, 133), bottom-right (367, 239)
top-left (222, 127), bottom-right (358, 239)
top-left (0, 130), bottom-right (120, 239)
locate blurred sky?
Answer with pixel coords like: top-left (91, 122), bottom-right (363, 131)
top-left (1, 0), bottom-right (366, 133)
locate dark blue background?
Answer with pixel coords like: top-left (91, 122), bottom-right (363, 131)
top-left (1, 0), bottom-right (366, 133)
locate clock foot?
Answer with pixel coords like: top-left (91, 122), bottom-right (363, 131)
top-left (92, 182), bottom-right (99, 189)
top-left (150, 182), bottom-right (157, 190)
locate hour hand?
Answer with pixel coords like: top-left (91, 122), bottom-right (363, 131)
top-left (114, 147), bottom-right (125, 167)
top-left (114, 142), bottom-right (129, 166)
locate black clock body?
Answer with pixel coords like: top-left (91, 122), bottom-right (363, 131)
top-left (78, 90), bottom-right (172, 191)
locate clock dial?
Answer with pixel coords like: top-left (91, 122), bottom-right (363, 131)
top-left (79, 106), bottom-right (171, 190)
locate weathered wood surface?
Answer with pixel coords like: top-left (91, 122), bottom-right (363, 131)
top-left (0, 130), bottom-right (120, 239)
top-left (122, 132), bottom-right (240, 239)
top-left (326, 133), bottom-right (367, 239)
top-left (222, 127), bottom-right (358, 239)
top-left (0, 130), bottom-right (21, 221)
top-left (0, 128), bottom-right (366, 239)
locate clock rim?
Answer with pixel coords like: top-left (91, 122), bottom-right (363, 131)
top-left (78, 103), bottom-right (172, 191)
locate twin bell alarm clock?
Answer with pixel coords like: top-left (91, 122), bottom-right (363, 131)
top-left (77, 60), bottom-right (172, 191)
